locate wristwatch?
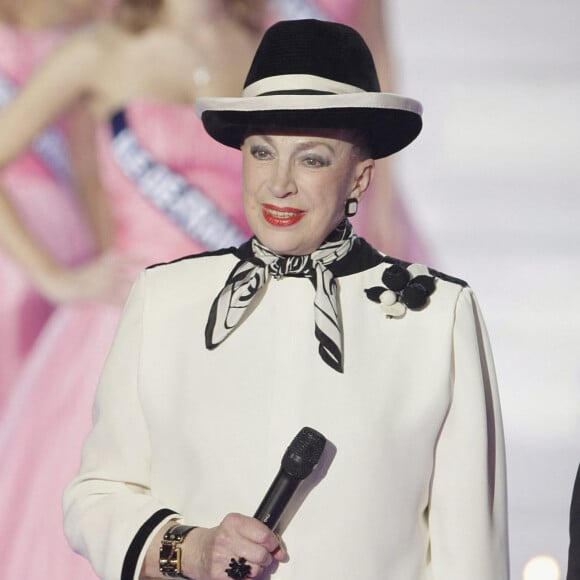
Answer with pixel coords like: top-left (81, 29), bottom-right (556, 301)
top-left (159, 523), bottom-right (197, 578)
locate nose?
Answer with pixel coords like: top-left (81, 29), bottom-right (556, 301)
top-left (269, 160), bottom-right (297, 198)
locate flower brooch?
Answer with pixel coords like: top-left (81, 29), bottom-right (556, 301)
top-left (365, 264), bottom-right (436, 318)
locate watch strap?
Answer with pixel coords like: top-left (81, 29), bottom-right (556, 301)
top-left (159, 524), bottom-right (197, 578)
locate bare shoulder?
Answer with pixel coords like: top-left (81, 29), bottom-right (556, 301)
top-left (48, 22), bottom-right (114, 72)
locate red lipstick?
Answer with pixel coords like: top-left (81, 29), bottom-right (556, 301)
top-left (262, 204), bottom-right (305, 227)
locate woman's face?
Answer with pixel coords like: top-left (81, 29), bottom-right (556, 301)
top-left (241, 130), bottom-right (374, 255)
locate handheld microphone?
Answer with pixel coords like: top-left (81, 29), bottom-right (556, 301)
top-left (253, 426), bottom-right (326, 531)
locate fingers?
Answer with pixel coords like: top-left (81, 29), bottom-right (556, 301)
top-left (216, 513), bottom-right (284, 577)
top-left (228, 513), bottom-right (280, 553)
top-left (226, 541), bottom-right (274, 578)
top-left (81, 251), bottom-right (142, 305)
top-left (183, 514), bottom-right (286, 580)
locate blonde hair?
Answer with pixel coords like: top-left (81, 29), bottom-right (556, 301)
top-left (114, 0), bottom-right (163, 33)
top-left (224, 0), bottom-right (268, 34)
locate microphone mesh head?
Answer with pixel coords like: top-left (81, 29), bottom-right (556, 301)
top-left (281, 427), bottom-right (326, 480)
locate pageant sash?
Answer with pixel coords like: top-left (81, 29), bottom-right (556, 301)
top-left (110, 110), bottom-right (246, 250)
top-left (0, 73), bottom-right (71, 184)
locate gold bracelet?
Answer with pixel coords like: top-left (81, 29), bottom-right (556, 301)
top-left (159, 524), bottom-right (197, 579)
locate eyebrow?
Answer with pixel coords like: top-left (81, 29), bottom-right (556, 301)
top-left (297, 141), bottom-right (336, 155)
top-left (257, 135), bottom-right (337, 155)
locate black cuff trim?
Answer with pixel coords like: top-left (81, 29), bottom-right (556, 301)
top-left (121, 508), bottom-right (179, 580)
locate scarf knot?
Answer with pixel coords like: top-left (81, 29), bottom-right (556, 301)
top-left (255, 246), bottom-right (315, 280)
top-left (205, 221), bottom-right (356, 373)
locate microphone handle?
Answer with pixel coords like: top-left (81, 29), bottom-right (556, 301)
top-left (253, 471), bottom-right (301, 530)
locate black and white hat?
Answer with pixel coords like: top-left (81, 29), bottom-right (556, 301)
top-left (196, 19), bottom-right (423, 159)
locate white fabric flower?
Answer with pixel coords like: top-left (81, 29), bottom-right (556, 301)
top-left (380, 290), bottom-right (406, 318)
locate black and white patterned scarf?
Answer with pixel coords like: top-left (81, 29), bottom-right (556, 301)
top-left (205, 221), bottom-right (356, 372)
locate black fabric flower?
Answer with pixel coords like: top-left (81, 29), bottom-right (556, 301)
top-left (365, 265), bottom-right (436, 317)
top-left (381, 264), bottom-right (410, 291)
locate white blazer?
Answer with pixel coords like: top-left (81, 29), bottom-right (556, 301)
top-left (64, 242), bottom-right (509, 580)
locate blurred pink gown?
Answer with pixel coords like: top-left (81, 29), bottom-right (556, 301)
top-left (273, 0), bottom-right (428, 261)
top-left (0, 23), bottom-right (93, 407)
top-left (0, 100), bottom-right (250, 578)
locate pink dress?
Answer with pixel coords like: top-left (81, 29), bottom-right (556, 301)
top-left (272, 0), bottom-right (428, 262)
top-left (0, 23), bottom-right (94, 406)
top-left (0, 100), bottom-right (250, 578)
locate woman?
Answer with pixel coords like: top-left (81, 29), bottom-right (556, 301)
top-left (0, 0), bottom-right (263, 577)
top-left (64, 19), bottom-right (509, 580)
top-left (0, 0), bottom-right (101, 407)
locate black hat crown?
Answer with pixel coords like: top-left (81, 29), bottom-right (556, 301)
top-left (244, 19), bottom-right (381, 95)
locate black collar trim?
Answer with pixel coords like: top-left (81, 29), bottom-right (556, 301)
top-left (234, 235), bottom-right (386, 278)
top-left (146, 246), bottom-right (239, 270)
top-left (147, 238), bottom-right (468, 287)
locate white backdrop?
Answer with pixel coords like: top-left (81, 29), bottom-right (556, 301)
top-left (388, 1), bottom-right (580, 577)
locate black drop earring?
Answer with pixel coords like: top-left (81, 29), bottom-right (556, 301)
top-left (345, 198), bottom-right (359, 217)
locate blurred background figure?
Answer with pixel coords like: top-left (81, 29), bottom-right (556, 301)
top-left (0, 0), bottom-right (266, 577)
top-left (0, 0), bottom-right (105, 412)
top-left (271, 0), bottom-right (427, 261)
top-left (0, 0), bottom-right (431, 577)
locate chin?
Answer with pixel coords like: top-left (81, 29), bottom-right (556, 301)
top-left (265, 240), bottom-right (304, 256)
top-left (258, 232), bottom-right (312, 256)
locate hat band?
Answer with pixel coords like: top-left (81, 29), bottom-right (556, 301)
top-left (243, 74), bottom-right (366, 98)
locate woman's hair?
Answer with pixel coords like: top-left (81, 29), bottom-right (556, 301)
top-left (349, 129), bottom-right (373, 161)
top-left (114, 0), bottom-right (163, 33)
top-left (113, 0), bottom-right (266, 35)
top-left (224, 0), bottom-right (268, 34)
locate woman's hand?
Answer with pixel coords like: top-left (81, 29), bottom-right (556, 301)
top-left (182, 514), bottom-right (287, 580)
top-left (36, 251), bottom-right (141, 306)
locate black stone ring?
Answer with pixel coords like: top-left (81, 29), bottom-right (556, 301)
top-left (225, 556), bottom-right (252, 579)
